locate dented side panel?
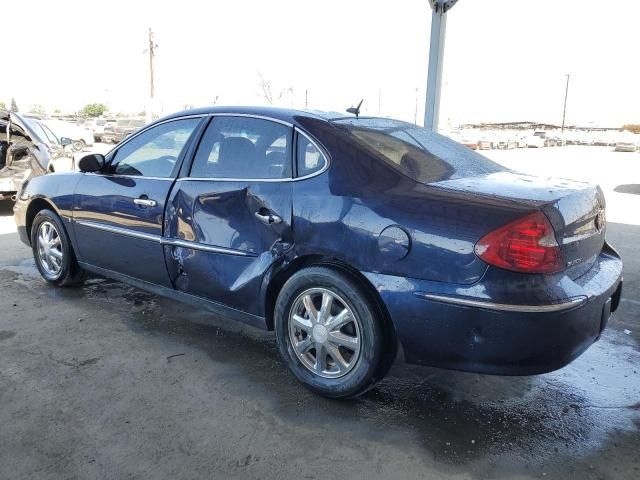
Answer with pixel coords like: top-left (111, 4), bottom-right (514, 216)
top-left (164, 180), bottom-right (293, 318)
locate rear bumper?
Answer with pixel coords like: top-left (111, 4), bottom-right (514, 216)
top-left (365, 246), bottom-right (623, 375)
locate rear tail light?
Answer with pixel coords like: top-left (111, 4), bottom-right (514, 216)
top-left (474, 211), bottom-right (563, 274)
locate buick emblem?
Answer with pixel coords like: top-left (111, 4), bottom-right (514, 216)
top-left (595, 209), bottom-right (606, 232)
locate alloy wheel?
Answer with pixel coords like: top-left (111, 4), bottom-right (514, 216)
top-left (36, 221), bottom-right (63, 278)
top-left (288, 287), bottom-right (362, 378)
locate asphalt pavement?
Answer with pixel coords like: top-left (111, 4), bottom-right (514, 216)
top-left (0, 146), bottom-right (638, 479)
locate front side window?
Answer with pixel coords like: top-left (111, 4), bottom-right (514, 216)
top-left (190, 116), bottom-right (292, 179)
top-left (111, 118), bottom-right (200, 178)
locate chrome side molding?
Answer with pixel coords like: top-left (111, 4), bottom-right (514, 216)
top-left (75, 220), bottom-right (255, 257)
top-left (161, 238), bottom-right (257, 257)
top-left (76, 220), bottom-right (162, 243)
top-left (415, 292), bottom-right (587, 313)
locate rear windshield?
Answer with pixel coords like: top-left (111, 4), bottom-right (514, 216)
top-left (332, 118), bottom-right (505, 183)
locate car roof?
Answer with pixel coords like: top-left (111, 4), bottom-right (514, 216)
top-left (158, 106), bottom-right (343, 125)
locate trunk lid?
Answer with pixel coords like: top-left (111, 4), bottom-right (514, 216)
top-left (433, 171), bottom-right (606, 277)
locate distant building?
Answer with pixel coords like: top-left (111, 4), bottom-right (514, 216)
top-left (460, 121), bottom-right (621, 131)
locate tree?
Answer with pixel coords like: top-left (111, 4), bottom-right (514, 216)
top-left (258, 73), bottom-right (274, 104)
top-left (10, 98), bottom-right (18, 112)
top-left (81, 103), bottom-right (108, 117)
top-left (622, 124), bottom-right (640, 134)
top-left (257, 73), bottom-right (294, 105)
top-left (0, 101), bottom-right (6, 111)
top-left (28, 104), bottom-right (46, 116)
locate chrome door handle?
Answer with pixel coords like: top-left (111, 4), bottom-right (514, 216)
top-left (255, 211), bottom-right (283, 225)
top-left (134, 198), bottom-right (157, 207)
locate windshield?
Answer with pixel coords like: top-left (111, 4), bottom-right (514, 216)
top-left (39, 123), bottom-right (60, 145)
top-left (23, 117), bottom-right (58, 145)
top-left (332, 117), bottom-right (505, 183)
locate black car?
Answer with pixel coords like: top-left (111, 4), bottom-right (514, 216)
top-left (1, 111), bottom-right (71, 200)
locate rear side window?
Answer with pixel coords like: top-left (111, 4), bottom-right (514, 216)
top-left (190, 116), bottom-right (292, 179)
top-left (333, 118), bottom-right (504, 183)
top-left (296, 133), bottom-right (326, 177)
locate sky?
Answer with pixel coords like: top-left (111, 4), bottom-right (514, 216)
top-left (1, 0), bottom-right (638, 127)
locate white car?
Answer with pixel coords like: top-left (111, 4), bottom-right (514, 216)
top-left (82, 118), bottom-right (116, 143)
top-left (526, 131), bottom-right (546, 148)
top-left (43, 120), bottom-right (94, 152)
top-left (613, 132), bottom-right (640, 152)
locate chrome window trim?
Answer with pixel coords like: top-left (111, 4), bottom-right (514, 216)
top-left (76, 220), bottom-right (255, 257)
top-left (294, 127), bottom-right (330, 180)
top-left (103, 112), bottom-right (330, 183)
top-left (415, 292), bottom-right (587, 313)
top-left (176, 126), bottom-right (330, 183)
top-left (102, 114), bottom-right (208, 177)
top-left (186, 113), bottom-right (296, 182)
top-left (207, 112), bottom-right (293, 127)
top-left (109, 114), bottom-right (208, 152)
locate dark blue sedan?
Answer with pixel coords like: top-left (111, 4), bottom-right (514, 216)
top-left (14, 107), bottom-right (623, 398)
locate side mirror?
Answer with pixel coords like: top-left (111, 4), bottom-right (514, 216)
top-left (59, 137), bottom-right (73, 147)
top-left (78, 153), bottom-right (105, 173)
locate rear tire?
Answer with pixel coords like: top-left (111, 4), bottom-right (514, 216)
top-left (31, 209), bottom-right (86, 287)
top-left (275, 266), bottom-right (386, 398)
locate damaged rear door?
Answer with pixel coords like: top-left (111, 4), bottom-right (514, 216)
top-left (164, 115), bottom-right (293, 319)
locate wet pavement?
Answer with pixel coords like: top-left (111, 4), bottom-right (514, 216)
top-left (0, 199), bottom-right (639, 479)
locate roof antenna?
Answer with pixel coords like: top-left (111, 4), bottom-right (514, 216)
top-left (346, 99), bottom-right (363, 118)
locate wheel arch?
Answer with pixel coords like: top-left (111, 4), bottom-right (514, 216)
top-left (264, 254), bottom-right (399, 363)
top-left (25, 197), bottom-right (62, 244)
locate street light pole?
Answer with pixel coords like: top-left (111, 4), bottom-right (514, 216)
top-left (424, 0), bottom-right (458, 131)
top-left (561, 74), bottom-right (570, 133)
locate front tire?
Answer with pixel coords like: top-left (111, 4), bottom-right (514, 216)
top-left (31, 209), bottom-right (86, 287)
top-left (275, 267), bottom-right (386, 398)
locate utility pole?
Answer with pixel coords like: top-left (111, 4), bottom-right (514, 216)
top-left (414, 87), bottom-right (419, 125)
top-left (561, 74), bottom-right (570, 133)
top-left (147, 28), bottom-right (157, 99)
top-left (424, 0), bottom-right (459, 131)
top-left (305, 89), bottom-right (308, 109)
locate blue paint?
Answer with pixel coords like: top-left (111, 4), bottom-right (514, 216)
top-left (14, 106), bottom-right (623, 375)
